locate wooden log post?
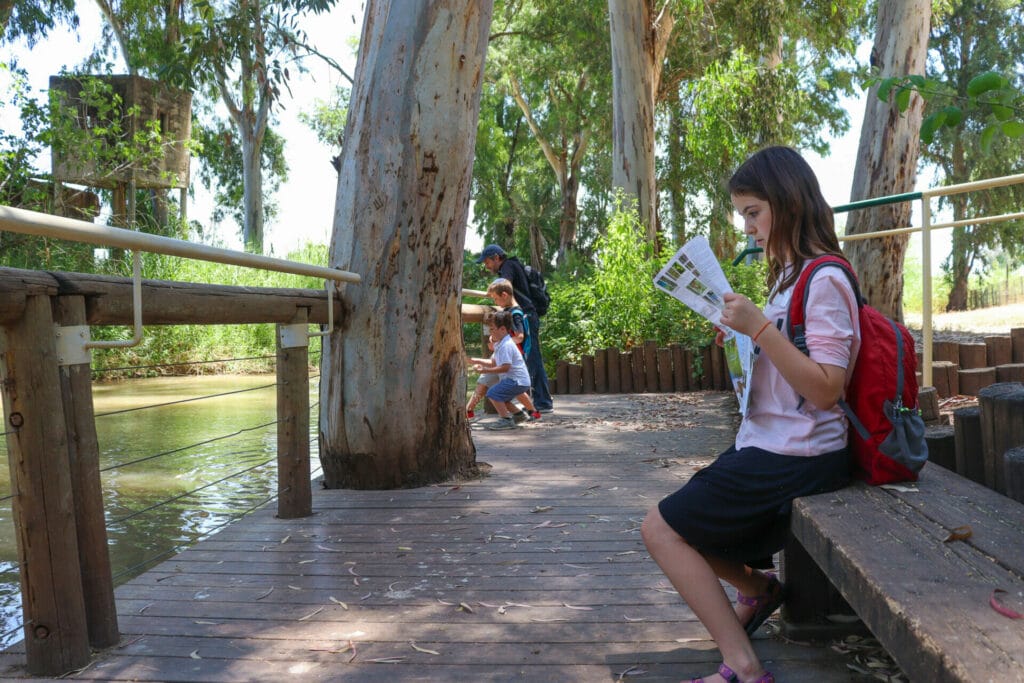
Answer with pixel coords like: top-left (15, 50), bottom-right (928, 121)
top-left (619, 351), bottom-right (634, 393)
top-left (670, 344), bottom-right (687, 392)
top-left (917, 386), bottom-right (940, 424)
top-left (593, 349), bottom-right (608, 393)
top-left (555, 360), bottom-right (569, 394)
top-left (930, 361), bottom-right (955, 398)
top-left (958, 342), bottom-right (988, 369)
top-left (953, 406), bottom-right (985, 484)
top-left (977, 382), bottom-right (1024, 494)
top-left (657, 347), bottom-right (673, 392)
top-left (567, 363), bottom-right (583, 394)
top-left (581, 355), bottom-right (596, 393)
top-left (276, 309), bottom-right (312, 519)
top-left (932, 340), bottom-right (959, 365)
top-left (1012, 327), bottom-right (1024, 363)
top-left (996, 363), bottom-right (1024, 383)
top-left (925, 425), bottom-right (956, 471)
top-left (991, 389), bottom-right (1024, 496)
top-left (0, 295), bottom-right (91, 675)
top-left (958, 367), bottom-right (995, 396)
top-left (1006, 446), bottom-right (1024, 504)
top-left (606, 348), bottom-right (621, 393)
top-left (53, 296), bottom-right (119, 648)
top-left (643, 340), bottom-right (659, 392)
top-left (985, 335), bottom-right (1012, 367)
top-left (631, 346), bottom-right (646, 393)
top-left (700, 346), bottom-right (713, 390)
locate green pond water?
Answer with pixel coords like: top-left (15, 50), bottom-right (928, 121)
top-left (0, 374), bottom-right (319, 647)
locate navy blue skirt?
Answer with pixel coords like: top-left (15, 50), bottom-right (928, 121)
top-left (657, 445), bottom-right (851, 568)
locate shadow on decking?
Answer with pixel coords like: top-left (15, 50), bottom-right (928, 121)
top-left (1, 393), bottom-right (868, 682)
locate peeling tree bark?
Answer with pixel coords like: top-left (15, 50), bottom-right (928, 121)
top-left (845, 0), bottom-right (930, 321)
top-left (319, 0), bottom-right (492, 489)
top-left (608, 0), bottom-right (673, 245)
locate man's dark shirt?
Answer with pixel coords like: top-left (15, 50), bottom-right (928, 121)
top-left (497, 256), bottom-right (536, 314)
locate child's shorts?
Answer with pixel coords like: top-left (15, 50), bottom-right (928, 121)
top-left (476, 372), bottom-right (499, 388)
top-left (486, 378), bottom-right (531, 403)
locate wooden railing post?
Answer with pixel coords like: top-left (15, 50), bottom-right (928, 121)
top-left (53, 295), bottom-right (119, 648)
top-left (276, 309), bottom-right (312, 518)
top-left (0, 295), bottom-right (90, 675)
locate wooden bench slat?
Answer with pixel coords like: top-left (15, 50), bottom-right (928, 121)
top-left (791, 465), bottom-right (1024, 683)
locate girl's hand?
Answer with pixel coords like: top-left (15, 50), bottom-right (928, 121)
top-left (720, 292), bottom-right (768, 338)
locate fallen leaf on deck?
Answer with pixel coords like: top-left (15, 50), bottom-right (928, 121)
top-left (189, 650), bottom-right (201, 659)
top-left (329, 596), bottom-right (349, 609)
top-left (623, 615), bottom-right (645, 622)
top-left (255, 586), bottom-right (274, 600)
top-left (990, 589), bottom-right (1024, 619)
top-left (616, 664), bottom-right (647, 679)
top-left (138, 603), bottom-right (153, 614)
top-left (193, 620), bottom-right (219, 625)
top-left (288, 585), bottom-right (302, 591)
top-left (298, 559), bottom-right (316, 565)
top-left (562, 603), bottom-right (594, 610)
top-left (879, 484), bottom-right (918, 493)
top-left (367, 657), bottom-right (405, 663)
top-left (942, 525), bottom-right (972, 543)
top-left (533, 520), bottom-right (553, 529)
top-left (298, 606), bottom-right (324, 621)
top-left (531, 505), bottom-right (553, 513)
top-left (280, 535), bottom-right (290, 544)
top-left (458, 602), bottom-right (474, 613)
top-left (409, 641), bottom-right (440, 655)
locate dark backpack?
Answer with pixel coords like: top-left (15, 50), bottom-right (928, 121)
top-left (787, 255), bottom-right (928, 485)
top-left (524, 265), bottom-right (551, 316)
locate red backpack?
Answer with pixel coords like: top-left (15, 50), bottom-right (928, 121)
top-left (787, 256), bottom-right (928, 485)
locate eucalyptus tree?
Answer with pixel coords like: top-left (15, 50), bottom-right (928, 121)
top-left (660, 0), bottom-right (863, 257)
top-left (88, 0), bottom-right (338, 254)
top-left (0, 0), bottom-right (76, 43)
top-left (486, 0), bottom-right (611, 267)
top-left (844, 0), bottom-right (931, 320)
top-left (918, 0), bottom-right (1024, 310)
top-left (319, 0), bottom-right (491, 489)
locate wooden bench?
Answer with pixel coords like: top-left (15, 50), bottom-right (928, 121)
top-left (782, 464), bottom-right (1024, 682)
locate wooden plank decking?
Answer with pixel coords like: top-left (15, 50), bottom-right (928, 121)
top-left (2, 393), bottom-right (871, 682)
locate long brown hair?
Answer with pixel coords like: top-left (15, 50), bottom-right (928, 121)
top-left (728, 146), bottom-right (843, 293)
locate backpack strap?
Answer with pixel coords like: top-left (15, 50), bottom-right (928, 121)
top-left (786, 255), bottom-right (864, 354)
top-left (786, 255), bottom-right (868, 419)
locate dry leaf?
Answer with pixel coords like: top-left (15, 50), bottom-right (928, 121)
top-left (189, 650), bottom-right (201, 659)
top-left (532, 505), bottom-right (553, 513)
top-left (298, 559), bottom-right (316, 565)
top-left (288, 585), bottom-right (302, 591)
top-left (458, 602), bottom-right (474, 613)
top-left (298, 606), bottom-right (324, 621)
top-left (562, 603), bottom-right (594, 611)
top-left (280, 535), bottom-right (290, 544)
top-left (193, 620), bottom-right (219, 625)
top-left (329, 596), bottom-right (349, 609)
top-left (409, 641), bottom-right (440, 655)
top-left (255, 586), bottom-right (274, 600)
top-left (942, 525), bottom-right (972, 543)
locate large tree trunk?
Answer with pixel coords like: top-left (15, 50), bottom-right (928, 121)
top-left (319, 0), bottom-right (491, 489)
top-left (608, 0), bottom-right (673, 246)
top-left (844, 0), bottom-right (930, 321)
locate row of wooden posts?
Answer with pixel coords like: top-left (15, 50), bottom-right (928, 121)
top-left (549, 328), bottom-right (1024, 397)
top-left (924, 383), bottom-right (1024, 504)
top-left (0, 267), bottom-right (333, 675)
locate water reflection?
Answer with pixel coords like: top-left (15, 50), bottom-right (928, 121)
top-left (0, 374), bottom-right (319, 647)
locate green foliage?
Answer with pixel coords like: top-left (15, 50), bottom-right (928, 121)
top-left (540, 199), bottom-right (767, 366)
top-left (90, 242), bottom-right (330, 377)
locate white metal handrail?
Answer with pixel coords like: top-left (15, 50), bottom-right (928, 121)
top-left (0, 205), bottom-right (361, 284)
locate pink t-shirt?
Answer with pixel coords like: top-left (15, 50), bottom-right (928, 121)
top-left (735, 263), bottom-right (861, 457)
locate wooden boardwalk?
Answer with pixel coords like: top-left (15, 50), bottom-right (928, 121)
top-left (2, 394), bottom-right (871, 682)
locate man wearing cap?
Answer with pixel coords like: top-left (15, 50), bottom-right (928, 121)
top-left (476, 244), bottom-right (554, 412)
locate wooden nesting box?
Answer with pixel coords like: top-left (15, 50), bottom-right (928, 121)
top-left (49, 74), bottom-right (192, 190)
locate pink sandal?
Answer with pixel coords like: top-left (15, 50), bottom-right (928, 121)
top-left (689, 663), bottom-right (775, 683)
top-left (736, 573), bottom-right (786, 635)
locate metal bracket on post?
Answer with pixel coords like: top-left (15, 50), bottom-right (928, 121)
top-left (279, 323), bottom-right (310, 349)
top-left (54, 325), bottom-right (92, 367)
top-left (309, 282), bottom-right (334, 340)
